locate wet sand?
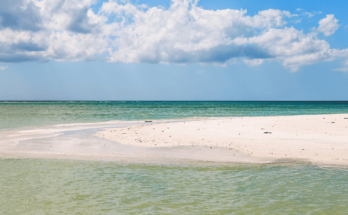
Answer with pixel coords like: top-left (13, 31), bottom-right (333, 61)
top-left (0, 120), bottom-right (264, 164)
top-left (97, 114), bottom-right (348, 166)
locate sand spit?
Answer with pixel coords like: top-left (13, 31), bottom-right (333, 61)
top-left (96, 114), bottom-right (348, 166)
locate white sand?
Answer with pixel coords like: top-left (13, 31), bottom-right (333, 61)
top-left (96, 114), bottom-right (348, 165)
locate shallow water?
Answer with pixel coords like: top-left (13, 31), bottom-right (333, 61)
top-left (0, 121), bottom-right (264, 164)
top-left (1, 101), bottom-right (348, 213)
top-left (0, 159), bottom-right (347, 214)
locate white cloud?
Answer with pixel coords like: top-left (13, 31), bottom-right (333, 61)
top-left (304, 12), bottom-right (314, 18)
top-left (101, 2), bottom-right (292, 64)
top-left (296, 8), bottom-right (302, 11)
top-left (304, 11), bottom-right (322, 18)
top-left (317, 14), bottom-right (339, 36)
top-left (232, 27), bottom-right (348, 72)
top-left (244, 59), bottom-right (264, 66)
top-left (0, 66), bottom-right (7, 70)
top-left (334, 60), bottom-right (348, 72)
top-left (292, 18), bottom-right (302, 24)
top-left (0, 0), bottom-right (347, 72)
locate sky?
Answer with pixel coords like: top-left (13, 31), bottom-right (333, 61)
top-left (0, 0), bottom-right (348, 100)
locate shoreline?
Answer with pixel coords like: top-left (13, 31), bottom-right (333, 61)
top-left (0, 113), bottom-right (347, 166)
top-left (96, 114), bottom-right (348, 166)
top-left (2, 112), bottom-right (348, 132)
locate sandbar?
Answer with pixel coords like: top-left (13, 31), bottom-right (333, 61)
top-left (97, 114), bottom-right (348, 166)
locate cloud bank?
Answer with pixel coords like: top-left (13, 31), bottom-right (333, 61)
top-left (0, 0), bottom-right (347, 71)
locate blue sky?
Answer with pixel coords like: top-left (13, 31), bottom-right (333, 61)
top-left (0, 0), bottom-right (347, 100)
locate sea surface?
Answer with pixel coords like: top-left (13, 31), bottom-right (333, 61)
top-left (1, 101), bottom-right (348, 130)
top-left (1, 159), bottom-right (348, 214)
top-left (1, 101), bottom-right (348, 214)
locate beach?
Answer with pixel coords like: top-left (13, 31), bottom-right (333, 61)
top-left (97, 114), bottom-right (348, 166)
top-left (1, 102), bottom-right (348, 214)
top-left (2, 0), bottom-right (348, 212)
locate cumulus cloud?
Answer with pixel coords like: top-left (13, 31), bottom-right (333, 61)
top-left (317, 14), bottom-right (339, 36)
top-left (0, 0), bottom-right (347, 72)
top-left (0, 66), bottom-right (7, 70)
top-left (232, 27), bottom-right (348, 71)
top-left (0, 0), bottom-right (43, 31)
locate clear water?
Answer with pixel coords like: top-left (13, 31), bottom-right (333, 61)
top-left (0, 159), bottom-right (347, 214)
top-left (1, 101), bottom-right (348, 214)
top-left (1, 101), bottom-right (348, 130)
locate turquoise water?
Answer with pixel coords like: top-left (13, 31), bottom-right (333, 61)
top-left (1, 101), bottom-right (348, 214)
top-left (0, 159), bottom-right (347, 214)
top-left (1, 101), bottom-right (348, 130)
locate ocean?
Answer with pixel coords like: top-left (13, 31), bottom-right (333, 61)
top-left (1, 101), bottom-right (348, 214)
top-left (1, 101), bottom-right (348, 130)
